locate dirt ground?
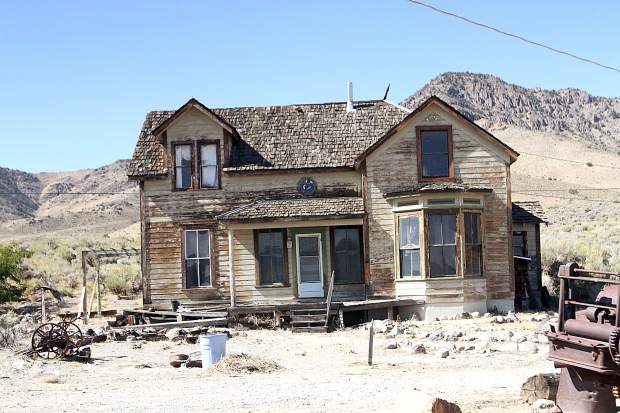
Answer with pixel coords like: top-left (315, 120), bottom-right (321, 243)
top-left (0, 313), bottom-right (563, 413)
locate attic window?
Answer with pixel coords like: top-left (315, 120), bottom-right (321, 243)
top-left (175, 145), bottom-right (192, 189)
top-left (417, 126), bottom-right (453, 181)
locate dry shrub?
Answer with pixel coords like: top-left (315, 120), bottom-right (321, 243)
top-left (211, 353), bottom-right (282, 374)
top-left (0, 311), bottom-right (21, 348)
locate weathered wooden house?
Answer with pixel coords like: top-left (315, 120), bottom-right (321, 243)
top-left (128, 87), bottom-right (521, 320)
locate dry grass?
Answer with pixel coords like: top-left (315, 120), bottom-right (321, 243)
top-left (210, 353), bottom-right (282, 374)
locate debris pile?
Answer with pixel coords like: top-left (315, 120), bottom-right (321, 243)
top-left (366, 310), bottom-right (557, 358)
top-left (109, 326), bottom-right (234, 344)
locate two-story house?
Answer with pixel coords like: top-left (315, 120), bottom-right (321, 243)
top-left (128, 86), bottom-right (520, 320)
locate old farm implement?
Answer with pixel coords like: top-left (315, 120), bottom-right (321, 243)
top-left (547, 262), bottom-right (620, 412)
top-left (30, 319), bottom-right (89, 360)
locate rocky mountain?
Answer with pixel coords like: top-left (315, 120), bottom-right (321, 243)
top-left (401, 72), bottom-right (620, 152)
top-left (0, 160), bottom-right (138, 241)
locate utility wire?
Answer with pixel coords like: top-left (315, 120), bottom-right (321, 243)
top-left (513, 188), bottom-right (620, 192)
top-left (518, 151), bottom-right (620, 169)
top-left (405, 0), bottom-right (620, 74)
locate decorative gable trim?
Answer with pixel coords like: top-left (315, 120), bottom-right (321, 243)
top-left (354, 96), bottom-right (519, 167)
top-left (151, 98), bottom-right (240, 139)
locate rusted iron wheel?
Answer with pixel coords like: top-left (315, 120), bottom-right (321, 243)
top-left (31, 323), bottom-right (67, 359)
top-left (58, 321), bottom-right (83, 356)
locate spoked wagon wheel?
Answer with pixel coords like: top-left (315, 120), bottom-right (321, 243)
top-left (58, 321), bottom-right (83, 356)
top-left (31, 323), bottom-right (68, 359)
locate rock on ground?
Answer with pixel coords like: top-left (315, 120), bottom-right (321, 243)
top-left (392, 390), bottom-right (462, 412)
top-left (521, 373), bottom-right (559, 404)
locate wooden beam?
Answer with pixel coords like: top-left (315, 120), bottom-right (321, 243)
top-left (115, 317), bottom-right (228, 330)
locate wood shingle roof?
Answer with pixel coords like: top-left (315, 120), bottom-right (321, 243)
top-left (216, 197), bottom-right (365, 222)
top-left (512, 201), bottom-right (547, 224)
top-left (127, 100), bottom-right (408, 177)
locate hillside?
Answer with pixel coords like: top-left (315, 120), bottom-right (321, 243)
top-left (402, 73), bottom-right (620, 272)
top-left (0, 160), bottom-right (138, 241)
top-left (402, 72), bottom-right (620, 153)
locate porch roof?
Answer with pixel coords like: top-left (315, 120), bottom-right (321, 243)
top-left (512, 201), bottom-right (547, 224)
top-left (216, 197), bottom-right (365, 222)
top-left (383, 182), bottom-right (493, 198)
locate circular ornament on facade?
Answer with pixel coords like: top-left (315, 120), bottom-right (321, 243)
top-left (297, 177), bottom-right (317, 197)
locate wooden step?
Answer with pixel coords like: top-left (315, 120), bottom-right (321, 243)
top-left (290, 308), bottom-right (328, 315)
top-left (292, 326), bottom-right (328, 333)
top-left (291, 314), bottom-right (326, 322)
top-left (291, 319), bottom-right (327, 326)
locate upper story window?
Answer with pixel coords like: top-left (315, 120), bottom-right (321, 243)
top-left (173, 141), bottom-right (220, 190)
top-left (175, 145), bottom-right (192, 189)
top-left (200, 144), bottom-right (219, 188)
top-left (417, 126), bottom-right (453, 180)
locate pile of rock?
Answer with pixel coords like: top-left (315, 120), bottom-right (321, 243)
top-left (109, 326), bottom-right (235, 343)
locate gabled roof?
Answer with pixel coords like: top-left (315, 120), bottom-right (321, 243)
top-left (355, 96), bottom-right (519, 166)
top-left (151, 98), bottom-right (240, 139)
top-left (512, 201), bottom-right (547, 224)
top-left (128, 99), bottom-right (408, 178)
top-left (216, 197), bottom-right (364, 222)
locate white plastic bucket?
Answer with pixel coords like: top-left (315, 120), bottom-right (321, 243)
top-left (199, 333), bottom-right (228, 368)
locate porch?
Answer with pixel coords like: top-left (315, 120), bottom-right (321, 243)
top-left (217, 196), bottom-right (370, 307)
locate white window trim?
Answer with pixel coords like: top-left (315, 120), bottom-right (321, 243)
top-left (184, 229), bottom-right (212, 288)
top-left (391, 193), bottom-right (486, 212)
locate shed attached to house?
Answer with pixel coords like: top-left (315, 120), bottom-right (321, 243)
top-left (512, 200), bottom-right (547, 310)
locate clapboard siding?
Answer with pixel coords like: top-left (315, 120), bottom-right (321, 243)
top-left (142, 109), bottom-right (361, 305)
top-left (365, 103), bottom-right (512, 303)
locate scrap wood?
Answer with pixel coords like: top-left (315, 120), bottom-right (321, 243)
top-left (114, 317), bottom-right (228, 330)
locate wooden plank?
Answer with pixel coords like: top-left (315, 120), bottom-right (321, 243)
top-left (115, 317), bottom-right (228, 330)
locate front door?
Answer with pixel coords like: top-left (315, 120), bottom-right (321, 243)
top-left (296, 234), bottom-right (324, 298)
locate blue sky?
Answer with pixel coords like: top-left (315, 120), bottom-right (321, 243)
top-left (1, 1), bottom-right (619, 173)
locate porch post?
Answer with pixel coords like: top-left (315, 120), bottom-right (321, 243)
top-left (228, 229), bottom-right (236, 307)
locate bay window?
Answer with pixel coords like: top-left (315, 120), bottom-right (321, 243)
top-left (464, 212), bottom-right (482, 276)
top-left (428, 212), bottom-right (457, 277)
top-left (398, 215), bottom-right (421, 277)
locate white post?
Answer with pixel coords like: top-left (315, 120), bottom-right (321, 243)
top-left (228, 229), bottom-right (236, 307)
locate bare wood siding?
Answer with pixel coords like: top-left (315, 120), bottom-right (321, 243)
top-left (365, 103), bottom-right (512, 302)
top-left (142, 109), bottom-right (361, 305)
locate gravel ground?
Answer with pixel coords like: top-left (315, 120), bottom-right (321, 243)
top-left (0, 315), bottom-right (558, 412)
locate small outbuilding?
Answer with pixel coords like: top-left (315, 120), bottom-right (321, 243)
top-left (512, 201), bottom-right (547, 310)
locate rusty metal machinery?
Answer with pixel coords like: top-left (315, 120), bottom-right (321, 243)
top-left (31, 320), bottom-right (84, 359)
top-left (547, 262), bottom-right (620, 413)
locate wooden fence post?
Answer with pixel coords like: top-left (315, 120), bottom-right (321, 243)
top-left (368, 319), bottom-right (374, 366)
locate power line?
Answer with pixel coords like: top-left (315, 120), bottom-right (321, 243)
top-left (514, 188), bottom-right (620, 192)
top-left (405, 0), bottom-right (620, 74)
top-left (518, 151), bottom-right (620, 169)
top-left (513, 191), bottom-right (617, 203)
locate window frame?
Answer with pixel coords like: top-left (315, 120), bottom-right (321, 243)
top-left (416, 125), bottom-right (454, 182)
top-left (513, 231), bottom-right (528, 258)
top-left (181, 228), bottom-right (215, 289)
top-left (330, 225), bottom-right (364, 285)
top-left (171, 140), bottom-right (221, 191)
top-left (463, 211), bottom-right (483, 277)
top-left (397, 213), bottom-right (423, 279)
top-left (254, 229), bottom-right (289, 287)
top-left (198, 141), bottom-right (221, 189)
top-left (425, 210), bottom-right (459, 278)
top-left (173, 143), bottom-right (194, 190)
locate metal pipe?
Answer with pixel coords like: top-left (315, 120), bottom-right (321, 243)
top-left (564, 319), bottom-right (617, 343)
